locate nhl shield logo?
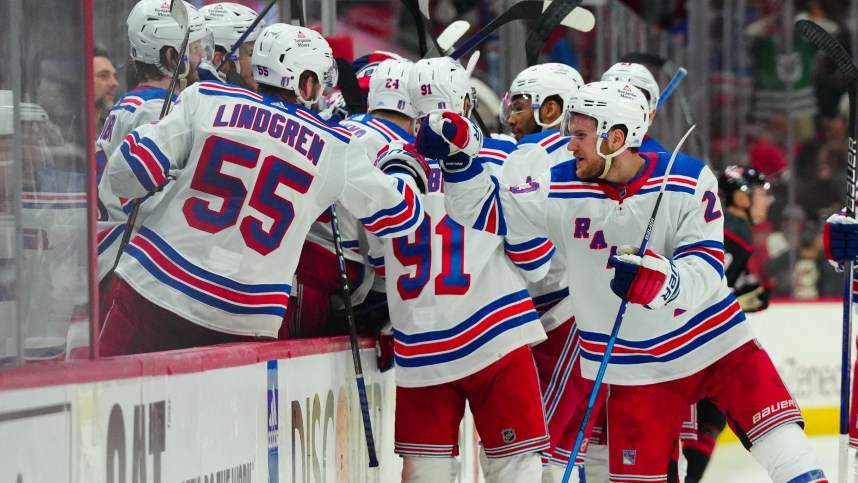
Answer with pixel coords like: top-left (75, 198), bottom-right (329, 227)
top-left (501, 428), bottom-right (516, 443)
top-left (622, 450), bottom-right (636, 465)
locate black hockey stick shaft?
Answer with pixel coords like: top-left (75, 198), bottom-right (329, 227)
top-left (450, 0), bottom-right (547, 60)
top-left (796, 19), bottom-right (857, 483)
top-left (100, 0), bottom-right (189, 321)
top-left (292, 0), bottom-right (306, 27)
top-left (329, 205), bottom-right (380, 467)
top-left (215, 0), bottom-right (277, 71)
top-left (335, 57), bottom-right (367, 116)
top-left (562, 125), bottom-right (697, 483)
top-left (402, 0), bottom-right (441, 57)
top-left (524, 0), bottom-right (583, 66)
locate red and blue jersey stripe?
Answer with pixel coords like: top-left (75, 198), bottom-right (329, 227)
top-left (393, 289), bottom-right (539, 368)
top-left (532, 287), bottom-right (570, 315)
top-left (675, 240), bottom-right (725, 279)
top-left (359, 177), bottom-right (422, 237)
top-left (504, 237), bottom-right (554, 272)
top-left (473, 176), bottom-right (507, 235)
top-left (125, 227), bottom-right (291, 318)
top-left (119, 130), bottom-right (170, 192)
top-left (97, 223), bottom-right (125, 256)
top-left (578, 294), bottom-right (745, 365)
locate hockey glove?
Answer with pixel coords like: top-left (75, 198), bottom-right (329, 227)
top-left (376, 141), bottom-right (431, 194)
top-left (415, 111), bottom-right (482, 173)
top-left (608, 245), bottom-right (680, 308)
top-left (735, 284), bottom-right (769, 313)
top-left (824, 212), bottom-right (858, 269)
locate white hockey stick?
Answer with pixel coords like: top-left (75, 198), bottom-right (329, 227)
top-left (437, 20), bottom-right (471, 54)
top-left (543, 1), bottom-right (595, 32)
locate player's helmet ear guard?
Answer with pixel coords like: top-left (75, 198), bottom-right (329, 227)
top-left (718, 165), bottom-right (771, 206)
top-left (253, 24), bottom-right (338, 107)
top-left (127, 0), bottom-right (207, 76)
top-left (601, 62), bottom-right (660, 115)
top-left (501, 63), bottom-right (585, 127)
top-left (199, 2), bottom-right (264, 73)
top-left (561, 81), bottom-right (650, 179)
top-left (368, 59), bottom-right (418, 118)
top-left (410, 57), bottom-right (475, 119)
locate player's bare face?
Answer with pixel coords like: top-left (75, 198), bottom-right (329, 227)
top-left (565, 115), bottom-right (605, 179)
top-left (505, 95), bottom-right (538, 141)
top-left (238, 41), bottom-right (257, 90)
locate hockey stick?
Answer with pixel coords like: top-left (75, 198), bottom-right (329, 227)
top-left (329, 205), bottom-right (380, 468)
top-left (401, 0), bottom-right (439, 57)
top-left (450, 0), bottom-right (592, 61)
top-left (561, 125), bottom-right (697, 483)
top-left (525, 0), bottom-right (584, 66)
top-left (796, 19), bottom-right (857, 483)
top-left (214, 0), bottom-right (276, 71)
top-left (100, 0), bottom-right (189, 319)
top-left (335, 57), bottom-right (367, 116)
top-left (292, 0), bottom-right (306, 27)
top-left (436, 20), bottom-right (471, 55)
top-left (656, 67), bottom-right (688, 112)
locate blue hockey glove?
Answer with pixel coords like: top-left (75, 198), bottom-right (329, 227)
top-left (415, 111), bottom-right (482, 173)
top-left (824, 212), bottom-right (858, 269)
top-left (608, 245), bottom-right (679, 308)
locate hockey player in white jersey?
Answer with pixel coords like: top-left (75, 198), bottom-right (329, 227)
top-left (95, 0), bottom-right (208, 302)
top-left (284, 59), bottom-right (418, 338)
top-left (199, 2), bottom-right (264, 89)
top-left (98, 24), bottom-right (427, 357)
top-left (499, 63), bottom-right (601, 483)
top-left (373, 56), bottom-right (551, 483)
top-left (417, 81), bottom-right (829, 483)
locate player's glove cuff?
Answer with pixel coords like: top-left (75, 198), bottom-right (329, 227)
top-left (415, 111), bottom-right (483, 174)
top-left (608, 245), bottom-right (679, 308)
top-left (824, 212), bottom-right (858, 269)
top-left (376, 141), bottom-right (431, 194)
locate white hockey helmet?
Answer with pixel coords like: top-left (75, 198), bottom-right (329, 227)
top-left (127, 0), bottom-right (207, 67)
top-left (601, 62), bottom-right (659, 114)
top-left (561, 81), bottom-right (650, 178)
top-left (410, 57), bottom-right (475, 118)
top-left (199, 3), bottom-right (264, 57)
top-left (252, 24), bottom-right (338, 107)
top-left (501, 63), bottom-right (585, 127)
top-left (368, 59), bottom-right (417, 118)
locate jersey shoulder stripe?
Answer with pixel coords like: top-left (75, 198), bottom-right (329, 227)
top-left (477, 147), bottom-right (509, 166)
top-left (198, 81), bottom-right (265, 102)
top-left (367, 118), bottom-right (410, 142)
top-left (579, 294), bottom-right (744, 365)
top-left (113, 87), bottom-right (173, 114)
top-left (639, 173), bottom-right (698, 196)
top-left (126, 227), bottom-right (291, 317)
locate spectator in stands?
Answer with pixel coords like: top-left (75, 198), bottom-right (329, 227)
top-left (93, 47), bottom-right (119, 137)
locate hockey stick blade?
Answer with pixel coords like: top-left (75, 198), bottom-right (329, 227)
top-left (215, 0), bottom-right (276, 71)
top-left (547, 2), bottom-right (594, 32)
top-left (525, 0), bottom-right (584, 66)
top-left (335, 57), bottom-right (366, 116)
top-left (797, 18), bottom-right (857, 483)
top-left (329, 205), bottom-right (380, 467)
top-left (437, 20), bottom-right (471, 54)
top-left (796, 20), bottom-right (857, 82)
top-left (562, 126), bottom-right (697, 483)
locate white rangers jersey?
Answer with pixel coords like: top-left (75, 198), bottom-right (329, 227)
top-left (107, 82), bottom-right (424, 338)
top-left (96, 86), bottom-right (177, 282)
top-left (375, 137), bottom-right (550, 388)
top-left (442, 150), bottom-right (752, 385)
top-left (502, 129), bottom-right (575, 331)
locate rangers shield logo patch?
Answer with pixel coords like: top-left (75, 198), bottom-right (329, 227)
top-left (501, 428), bottom-right (516, 443)
top-left (622, 450), bottom-right (636, 465)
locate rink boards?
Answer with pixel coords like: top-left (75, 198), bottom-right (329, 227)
top-left (0, 300), bottom-right (843, 481)
top-left (0, 337), bottom-right (481, 483)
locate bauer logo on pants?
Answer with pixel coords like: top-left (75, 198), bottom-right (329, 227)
top-left (501, 428), bottom-right (516, 443)
top-left (622, 450), bottom-right (636, 465)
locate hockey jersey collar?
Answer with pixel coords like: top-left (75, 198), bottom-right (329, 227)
top-left (596, 151), bottom-right (658, 202)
